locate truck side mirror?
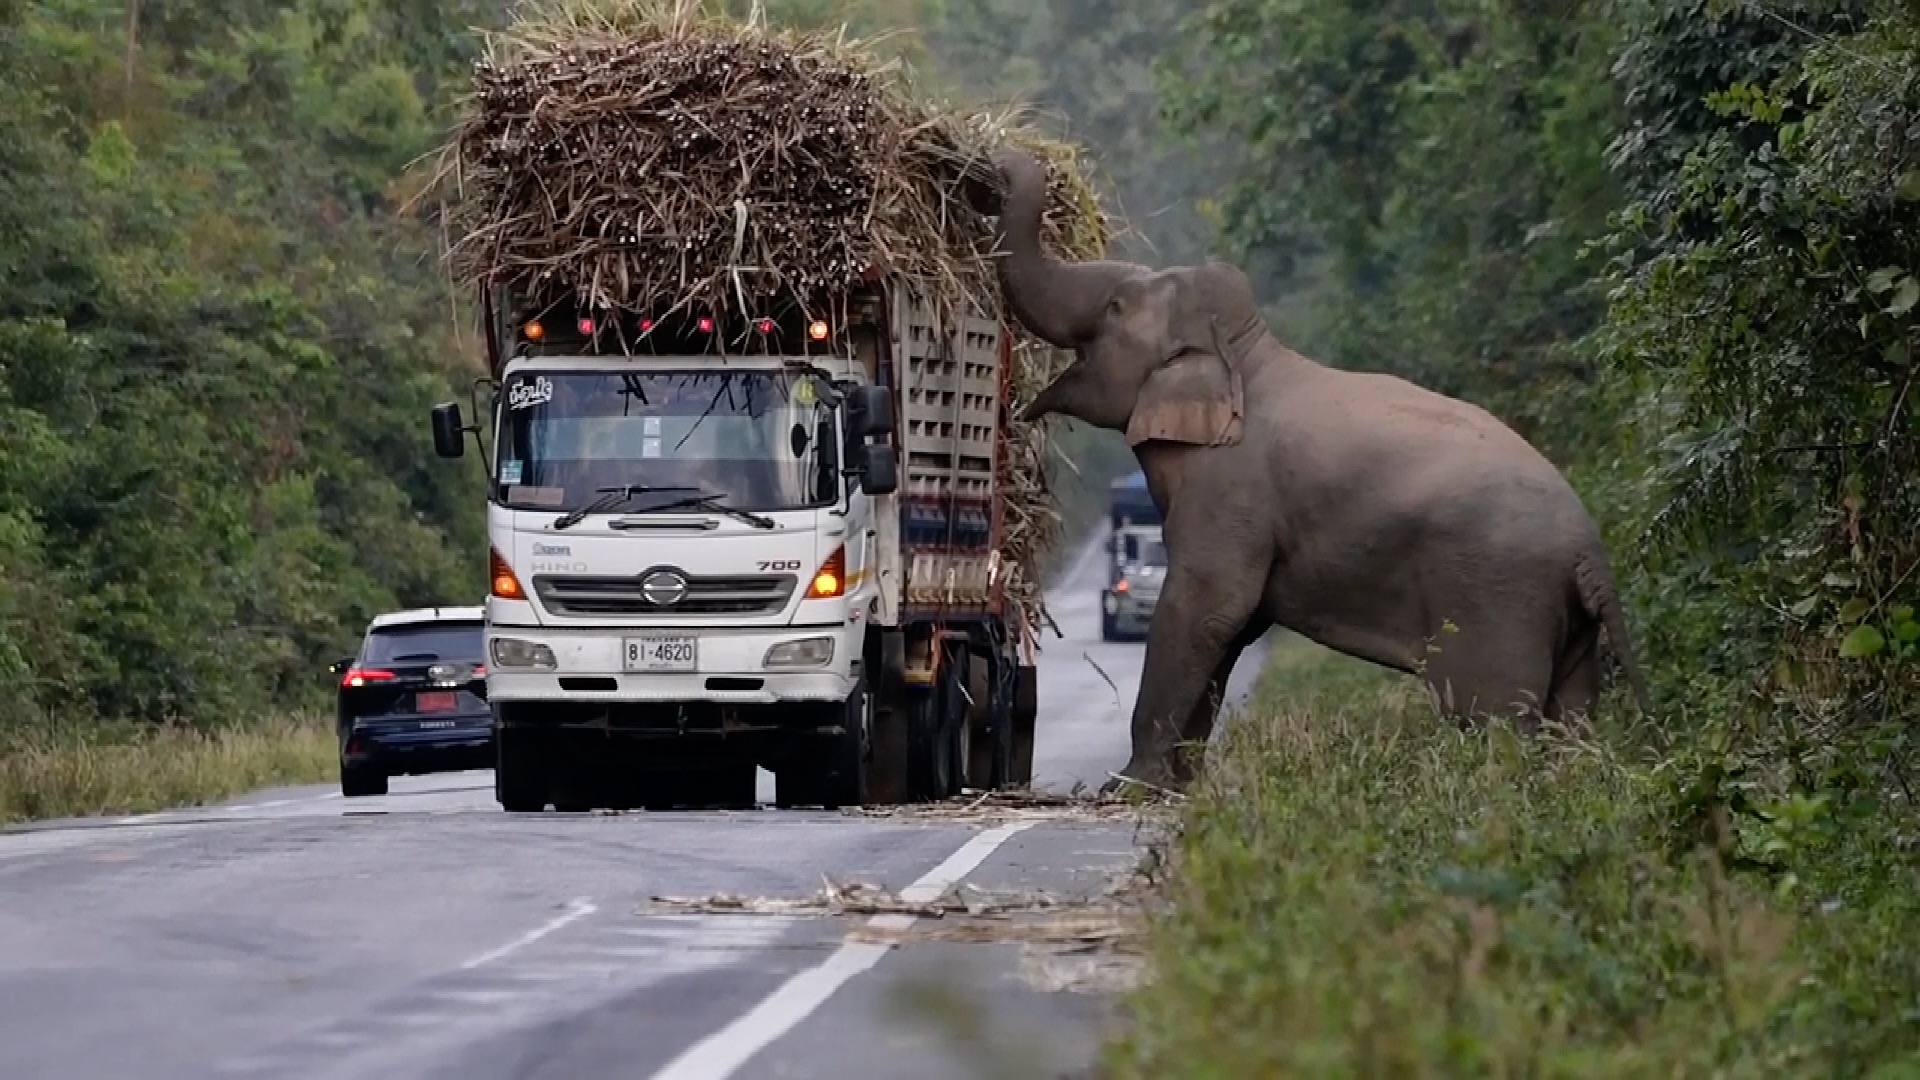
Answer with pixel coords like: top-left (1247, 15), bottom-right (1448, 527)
top-left (858, 443), bottom-right (898, 496)
top-left (849, 385), bottom-right (894, 439)
top-left (431, 402), bottom-right (466, 459)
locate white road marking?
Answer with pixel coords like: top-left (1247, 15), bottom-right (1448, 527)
top-left (459, 897), bottom-right (596, 970)
top-left (645, 822), bottom-right (1035, 1080)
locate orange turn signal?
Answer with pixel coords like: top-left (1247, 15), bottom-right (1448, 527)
top-left (490, 547), bottom-right (525, 600)
top-left (523, 320), bottom-right (545, 342)
top-left (805, 546), bottom-right (846, 599)
top-left (807, 319), bottom-right (830, 342)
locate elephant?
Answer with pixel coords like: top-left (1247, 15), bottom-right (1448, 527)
top-left (982, 148), bottom-right (1651, 793)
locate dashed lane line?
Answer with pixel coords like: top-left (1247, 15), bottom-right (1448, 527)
top-left (460, 896), bottom-right (598, 970)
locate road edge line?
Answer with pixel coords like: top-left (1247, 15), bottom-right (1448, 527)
top-left (645, 821), bottom-right (1035, 1080)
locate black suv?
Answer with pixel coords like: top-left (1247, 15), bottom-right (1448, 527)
top-left (330, 606), bottom-right (490, 797)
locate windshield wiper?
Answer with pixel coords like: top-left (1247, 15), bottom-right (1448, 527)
top-left (552, 485), bottom-right (700, 531)
top-left (634, 491), bottom-right (776, 530)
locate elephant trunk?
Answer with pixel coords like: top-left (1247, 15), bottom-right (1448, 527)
top-left (990, 148), bottom-right (1138, 349)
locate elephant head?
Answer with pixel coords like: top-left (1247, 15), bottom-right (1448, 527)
top-left (990, 148), bottom-right (1260, 448)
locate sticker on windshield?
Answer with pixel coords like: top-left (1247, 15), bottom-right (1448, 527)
top-left (508, 376), bottom-right (553, 410)
top-left (794, 380), bottom-right (816, 406)
top-left (643, 416), bottom-right (662, 436)
top-left (498, 459), bottom-right (524, 485)
top-left (642, 437), bottom-right (662, 459)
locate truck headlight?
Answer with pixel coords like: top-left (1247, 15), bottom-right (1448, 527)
top-left (764, 636), bottom-right (835, 669)
top-left (490, 637), bottom-right (557, 670)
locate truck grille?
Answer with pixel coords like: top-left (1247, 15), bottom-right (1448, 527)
top-left (534, 573), bottom-right (797, 616)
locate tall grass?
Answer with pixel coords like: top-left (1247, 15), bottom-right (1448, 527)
top-left (1105, 638), bottom-right (1920, 1077)
top-left (0, 717), bottom-right (337, 824)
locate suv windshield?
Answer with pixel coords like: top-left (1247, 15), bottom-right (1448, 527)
top-left (494, 369), bottom-right (839, 513)
top-left (361, 623), bottom-right (483, 665)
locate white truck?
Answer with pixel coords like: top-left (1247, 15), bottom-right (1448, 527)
top-left (429, 282), bottom-right (1039, 812)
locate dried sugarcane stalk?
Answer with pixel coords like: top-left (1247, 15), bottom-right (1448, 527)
top-left (415, 0), bottom-right (1117, 637)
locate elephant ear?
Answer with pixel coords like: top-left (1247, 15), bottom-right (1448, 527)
top-left (1124, 317), bottom-right (1245, 448)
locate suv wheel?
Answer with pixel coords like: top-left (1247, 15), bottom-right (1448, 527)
top-left (340, 759), bottom-right (388, 798)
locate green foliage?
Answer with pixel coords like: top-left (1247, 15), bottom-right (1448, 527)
top-left (1109, 642), bottom-right (1920, 1076)
top-left (1602, 0), bottom-right (1918, 786)
top-left (1160, 0), bottom-right (1624, 459)
top-left (0, 0), bottom-right (488, 726)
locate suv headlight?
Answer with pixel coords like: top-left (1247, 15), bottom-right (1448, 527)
top-left (490, 637), bottom-right (557, 669)
top-left (764, 636), bottom-right (834, 669)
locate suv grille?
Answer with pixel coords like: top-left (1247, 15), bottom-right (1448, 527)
top-left (534, 573), bottom-right (797, 616)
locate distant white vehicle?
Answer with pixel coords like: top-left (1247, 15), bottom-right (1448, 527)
top-left (1102, 525), bottom-right (1166, 643)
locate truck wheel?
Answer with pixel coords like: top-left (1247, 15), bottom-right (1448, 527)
top-left (1100, 606), bottom-right (1120, 643)
top-left (340, 759), bottom-right (387, 798)
top-left (965, 654), bottom-right (996, 791)
top-left (905, 684), bottom-right (951, 801)
top-left (863, 699), bottom-right (911, 805)
top-left (943, 649), bottom-right (969, 797)
top-left (1010, 664), bottom-right (1038, 787)
top-left (495, 725), bottom-right (549, 813)
top-left (779, 679), bottom-right (870, 810)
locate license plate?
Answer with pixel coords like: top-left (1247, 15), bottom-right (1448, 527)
top-left (416, 719), bottom-right (456, 730)
top-left (623, 636), bottom-right (696, 672)
top-left (416, 691), bottom-right (457, 712)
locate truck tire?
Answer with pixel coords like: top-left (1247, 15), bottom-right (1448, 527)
top-left (778, 679), bottom-right (869, 810)
top-left (964, 654), bottom-right (996, 791)
top-left (495, 724), bottom-right (549, 813)
top-left (863, 699), bottom-right (911, 805)
top-left (905, 682), bottom-right (952, 801)
top-left (943, 648), bottom-right (969, 798)
top-left (340, 759), bottom-right (387, 798)
top-left (1010, 664), bottom-right (1038, 787)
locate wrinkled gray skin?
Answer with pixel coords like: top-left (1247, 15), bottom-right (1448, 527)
top-left (985, 148), bottom-right (1651, 793)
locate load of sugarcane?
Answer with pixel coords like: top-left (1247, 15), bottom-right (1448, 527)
top-left (427, 0), bottom-right (1112, 641)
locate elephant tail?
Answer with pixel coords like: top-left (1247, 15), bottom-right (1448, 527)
top-left (1574, 551), bottom-right (1654, 716)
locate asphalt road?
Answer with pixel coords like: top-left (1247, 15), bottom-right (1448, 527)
top-left (0, 537), bottom-right (1266, 1080)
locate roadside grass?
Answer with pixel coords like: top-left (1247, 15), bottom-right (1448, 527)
top-left (1106, 636), bottom-right (1920, 1077)
top-left (0, 716), bottom-right (336, 824)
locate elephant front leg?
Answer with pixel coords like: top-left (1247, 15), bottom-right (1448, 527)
top-left (1107, 563), bottom-right (1264, 795)
top-left (1168, 621), bottom-right (1269, 788)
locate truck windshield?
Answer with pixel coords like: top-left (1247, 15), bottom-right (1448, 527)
top-left (493, 370), bottom-right (839, 513)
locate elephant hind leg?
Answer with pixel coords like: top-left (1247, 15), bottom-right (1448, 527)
top-left (1545, 618), bottom-right (1602, 725)
top-left (1419, 620), bottom-right (1556, 733)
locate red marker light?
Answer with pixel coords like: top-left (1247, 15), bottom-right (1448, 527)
top-left (639, 318), bottom-right (655, 333)
top-left (757, 318), bottom-right (775, 334)
top-left (577, 317), bottom-right (595, 335)
top-left (697, 316), bottom-right (714, 333)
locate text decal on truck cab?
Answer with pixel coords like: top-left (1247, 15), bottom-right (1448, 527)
top-left (508, 376), bottom-right (553, 410)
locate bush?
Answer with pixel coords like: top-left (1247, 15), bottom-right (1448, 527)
top-left (1107, 639), bottom-right (1920, 1077)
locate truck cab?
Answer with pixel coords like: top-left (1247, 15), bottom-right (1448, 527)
top-left (430, 285), bottom-right (1033, 813)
